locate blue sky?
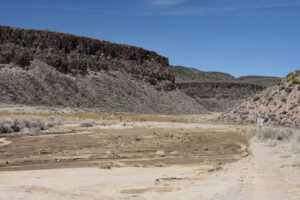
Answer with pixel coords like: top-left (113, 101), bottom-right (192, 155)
top-left (1, 0), bottom-right (300, 77)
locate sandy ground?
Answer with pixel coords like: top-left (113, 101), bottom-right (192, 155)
top-left (0, 138), bottom-right (12, 147)
top-left (0, 121), bottom-right (299, 199)
top-left (0, 139), bottom-right (299, 200)
top-left (0, 122), bottom-right (248, 171)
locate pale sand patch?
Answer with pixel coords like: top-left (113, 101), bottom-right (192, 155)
top-left (0, 138), bottom-right (11, 147)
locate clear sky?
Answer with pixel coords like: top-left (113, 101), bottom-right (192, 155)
top-left (1, 0), bottom-right (300, 77)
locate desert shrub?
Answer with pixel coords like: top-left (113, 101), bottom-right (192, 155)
top-left (253, 96), bottom-right (260, 101)
top-left (298, 86), bottom-right (300, 91)
top-left (281, 97), bottom-right (287, 102)
top-left (286, 87), bottom-right (293, 93)
top-left (292, 78), bottom-right (300, 85)
top-left (80, 122), bottom-right (93, 127)
top-left (287, 72), bottom-right (297, 79)
top-left (139, 118), bottom-right (146, 122)
top-left (255, 90), bottom-right (262, 95)
top-left (281, 111), bottom-right (287, 115)
top-left (279, 86), bottom-right (285, 90)
top-left (268, 97), bottom-right (273, 102)
top-left (257, 128), bottom-right (294, 142)
top-left (272, 80), bottom-right (281, 86)
top-left (0, 117), bottom-right (46, 134)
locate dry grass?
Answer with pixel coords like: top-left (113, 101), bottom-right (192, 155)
top-left (239, 126), bottom-right (297, 143)
top-left (0, 112), bottom-right (200, 123)
top-left (0, 117), bottom-right (47, 134)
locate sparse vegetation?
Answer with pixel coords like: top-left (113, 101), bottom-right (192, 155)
top-left (286, 87), bottom-right (293, 93)
top-left (253, 96), bottom-right (260, 101)
top-left (240, 127), bottom-right (298, 144)
top-left (80, 122), bottom-right (93, 127)
top-left (268, 97), bottom-right (273, 102)
top-left (280, 86), bottom-right (285, 90)
top-left (257, 128), bottom-right (294, 142)
top-left (292, 78), bottom-right (300, 85)
top-left (272, 80), bottom-right (281, 86)
top-left (0, 112), bottom-right (188, 123)
top-left (281, 97), bottom-right (287, 102)
top-left (255, 90), bottom-right (262, 95)
top-left (0, 117), bottom-right (46, 134)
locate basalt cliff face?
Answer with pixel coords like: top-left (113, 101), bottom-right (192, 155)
top-left (0, 25), bottom-right (174, 91)
top-left (176, 82), bottom-right (263, 112)
top-left (0, 25), bottom-right (207, 114)
top-left (173, 66), bottom-right (279, 112)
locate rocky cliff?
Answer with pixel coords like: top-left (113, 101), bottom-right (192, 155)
top-left (0, 25), bottom-right (207, 114)
top-left (173, 66), bottom-right (278, 112)
top-left (0, 25), bottom-right (174, 91)
top-left (176, 82), bottom-right (263, 112)
top-left (173, 66), bottom-right (235, 83)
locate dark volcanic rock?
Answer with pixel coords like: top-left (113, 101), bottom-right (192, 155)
top-left (173, 66), bottom-right (235, 83)
top-left (176, 82), bottom-right (264, 112)
top-left (0, 25), bottom-right (207, 114)
top-left (173, 65), bottom-right (280, 112)
top-left (0, 25), bottom-right (174, 91)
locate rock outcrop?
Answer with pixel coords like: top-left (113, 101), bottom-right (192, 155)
top-left (220, 70), bottom-right (300, 128)
top-left (173, 66), bottom-right (235, 83)
top-left (0, 25), bottom-right (174, 91)
top-left (173, 66), bottom-right (278, 112)
top-left (0, 25), bottom-right (207, 114)
top-left (177, 82), bottom-right (263, 112)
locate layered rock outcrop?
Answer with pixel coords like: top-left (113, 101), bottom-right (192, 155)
top-left (177, 82), bottom-right (263, 112)
top-left (0, 25), bottom-right (207, 114)
top-left (0, 25), bottom-right (174, 91)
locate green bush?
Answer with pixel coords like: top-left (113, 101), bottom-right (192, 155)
top-left (272, 80), bottom-right (281, 86)
top-left (253, 96), bottom-right (260, 101)
top-left (268, 97), bottom-right (273, 102)
top-left (281, 97), bottom-right (287, 102)
top-left (292, 78), bottom-right (300, 85)
top-left (255, 90), bottom-right (262, 95)
top-left (287, 72), bottom-right (297, 79)
top-left (286, 87), bottom-right (293, 93)
top-left (279, 86), bottom-right (285, 90)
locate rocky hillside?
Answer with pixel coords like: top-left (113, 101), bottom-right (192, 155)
top-left (220, 70), bottom-right (300, 128)
top-left (173, 66), bottom-right (280, 85)
top-left (237, 76), bottom-right (281, 87)
top-left (173, 65), bottom-right (278, 112)
top-left (0, 25), bottom-right (174, 91)
top-left (177, 82), bottom-right (263, 112)
top-left (0, 25), bottom-right (207, 114)
top-left (173, 66), bottom-right (235, 82)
